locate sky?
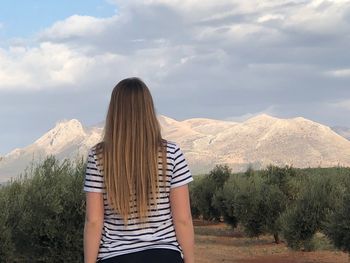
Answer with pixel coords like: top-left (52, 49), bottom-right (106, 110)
top-left (0, 0), bottom-right (350, 155)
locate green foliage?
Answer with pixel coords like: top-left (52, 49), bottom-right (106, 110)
top-left (259, 183), bottom-right (287, 242)
top-left (208, 164), bottom-right (231, 189)
top-left (212, 176), bottom-right (238, 228)
top-left (1, 156), bottom-right (350, 260)
top-left (190, 164), bottom-right (232, 220)
top-left (189, 176), bottom-right (217, 220)
top-left (262, 164), bottom-right (298, 202)
top-left (188, 178), bottom-right (202, 218)
top-left (192, 165), bottom-right (350, 250)
top-left (323, 174), bottom-right (350, 254)
top-left (280, 174), bottom-right (341, 250)
top-left (214, 166), bottom-right (290, 242)
top-left (219, 172), bottom-right (285, 241)
top-left (244, 163), bottom-right (255, 177)
top-left (230, 174), bottom-right (266, 237)
top-left (0, 155), bottom-right (86, 262)
top-left (0, 188), bottom-right (14, 260)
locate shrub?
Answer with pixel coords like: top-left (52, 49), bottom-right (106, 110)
top-left (1, 155), bottom-right (86, 262)
top-left (190, 165), bottom-right (231, 220)
top-left (280, 174), bottom-right (340, 250)
top-left (262, 164), bottom-right (298, 203)
top-left (323, 187), bottom-right (350, 254)
top-left (0, 188), bottom-right (14, 261)
top-left (212, 176), bottom-right (238, 228)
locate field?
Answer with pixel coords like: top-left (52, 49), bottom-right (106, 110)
top-left (193, 220), bottom-right (349, 263)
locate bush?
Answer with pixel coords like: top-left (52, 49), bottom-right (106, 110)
top-left (208, 164), bottom-right (231, 189)
top-left (323, 192), bottom-right (350, 254)
top-left (229, 174), bottom-right (266, 237)
top-left (215, 166), bottom-right (288, 243)
top-left (212, 176), bottom-right (238, 228)
top-left (188, 178), bottom-right (202, 218)
top-left (259, 183), bottom-right (286, 243)
top-left (1, 157), bottom-right (349, 259)
top-left (262, 164), bottom-right (298, 203)
top-left (0, 188), bottom-right (14, 261)
top-left (280, 174), bottom-right (340, 250)
top-left (190, 165), bottom-right (231, 220)
top-left (0, 155), bottom-right (86, 262)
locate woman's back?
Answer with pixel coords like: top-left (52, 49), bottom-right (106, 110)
top-left (83, 140), bottom-right (193, 262)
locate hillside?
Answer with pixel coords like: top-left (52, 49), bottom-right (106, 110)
top-left (1, 114), bottom-right (350, 182)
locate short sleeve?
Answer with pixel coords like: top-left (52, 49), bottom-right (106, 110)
top-left (171, 144), bottom-right (194, 188)
top-left (83, 148), bottom-right (105, 193)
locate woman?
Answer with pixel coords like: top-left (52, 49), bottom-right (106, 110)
top-left (83, 77), bottom-right (195, 263)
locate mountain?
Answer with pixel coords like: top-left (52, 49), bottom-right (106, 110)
top-left (0, 119), bottom-right (103, 183)
top-left (1, 114), bottom-right (350, 183)
top-left (331, 126), bottom-right (350, 141)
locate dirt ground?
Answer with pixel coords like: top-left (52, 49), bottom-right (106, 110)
top-left (193, 220), bottom-right (348, 263)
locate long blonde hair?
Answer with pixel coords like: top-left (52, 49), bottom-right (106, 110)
top-left (94, 77), bottom-right (167, 225)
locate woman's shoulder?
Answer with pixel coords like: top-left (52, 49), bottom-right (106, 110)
top-left (162, 139), bottom-right (179, 152)
top-left (88, 142), bottom-right (104, 165)
top-left (90, 141), bottom-right (104, 153)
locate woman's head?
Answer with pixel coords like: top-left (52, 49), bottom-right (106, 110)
top-left (96, 77), bottom-right (167, 225)
top-left (104, 77), bottom-right (161, 145)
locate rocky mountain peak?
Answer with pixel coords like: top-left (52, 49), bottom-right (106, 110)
top-left (34, 118), bottom-right (86, 153)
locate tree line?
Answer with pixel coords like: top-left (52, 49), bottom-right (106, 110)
top-left (190, 164), bottom-right (350, 253)
top-left (0, 156), bottom-right (349, 262)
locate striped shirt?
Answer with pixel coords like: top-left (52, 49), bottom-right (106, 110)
top-left (83, 140), bottom-right (193, 262)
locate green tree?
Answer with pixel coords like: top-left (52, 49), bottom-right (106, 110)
top-left (190, 164), bottom-right (231, 221)
top-left (189, 174), bottom-right (219, 220)
top-left (259, 183), bottom-right (286, 243)
top-left (208, 164), bottom-right (231, 189)
top-left (1, 155), bottom-right (86, 262)
top-left (262, 164), bottom-right (298, 202)
top-left (219, 168), bottom-right (288, 243)
top-left (280, 174), bottom-right (340, 250)
top-left (323, 193), bottom-right (350, 256)
top-left (212, 179), bottom-right (238, 228)
top-left (0, 187), bottom-right (14, 261)
top-left (323, 173), bottom-right (350, 256)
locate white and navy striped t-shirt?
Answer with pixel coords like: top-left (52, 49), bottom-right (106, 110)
top-left (83, 140), bottom-right (193, 262)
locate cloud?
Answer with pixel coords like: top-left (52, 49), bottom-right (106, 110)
top-left (0, 0), bottom-right (349, 118)
top-left (257, 14), bottom-right (285, 23)
top-left (38, 15), bottom-right (118, 41)
top-left (284, 0), bottom-right (350, 36)
top-left (326, 68), bottom-right (350, 78)
top-left (0, 0), bottom-right (349, 91)
top-left (0, 42), bottom-right (100, 89)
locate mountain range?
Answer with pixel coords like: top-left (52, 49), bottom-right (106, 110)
top-left (0, 114), bottom-right (350, 183)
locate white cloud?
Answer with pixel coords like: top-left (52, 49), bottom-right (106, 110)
top-left (326, 68), bottom-right (350, 78)
top-left (195, 23), bottom-right (282, 44)
top-left (38, 15), bottom-right (118, 40)
top-left (0, 43), bottom-right (99, 89)
top-left (257, 14), bottom-right (285, 23)
top-left (285, 0), bottom-right (350, 35)
top-left (0, 0), bottom-right (349, 93)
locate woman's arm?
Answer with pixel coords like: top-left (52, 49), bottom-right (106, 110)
top-left (84, 192), bottom-right (104, 263)
top-left (170, 184), bottom-right (195, 263)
